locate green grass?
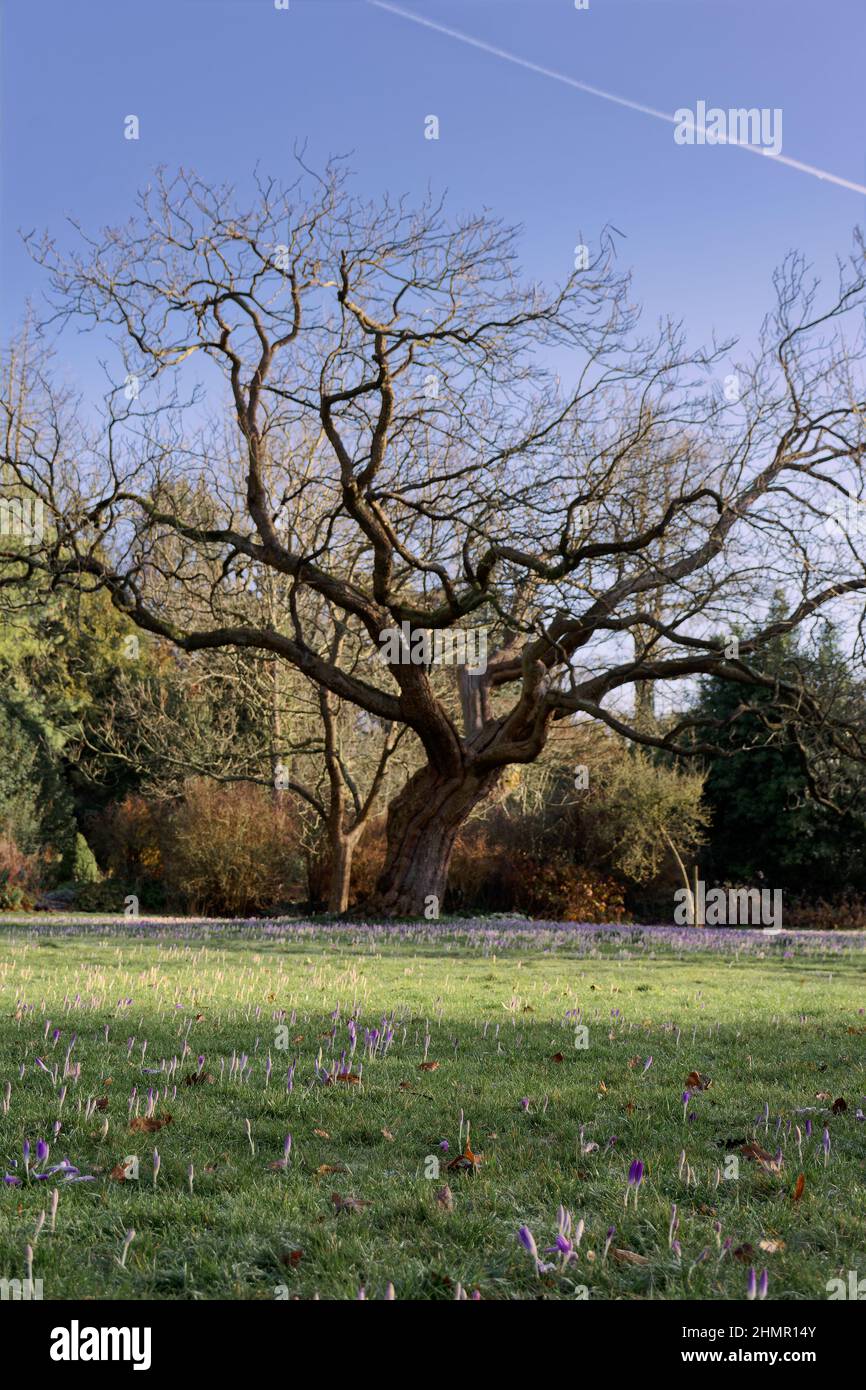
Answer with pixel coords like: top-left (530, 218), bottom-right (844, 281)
top-left (1, 925), bottom-right (865, 1300)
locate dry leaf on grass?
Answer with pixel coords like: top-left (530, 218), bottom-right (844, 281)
top-left (316, 1163), bottom-right (347, 1176)
top-left (184, 1071), bottom-right (215, 1086)
top-left (419, 1061), bottom-right (440, 1072)
top-left (331, 1192), bottom-right (372, 1213)
top-left (435, 1185), bottom-right (454, 1211)
top-left (685, 1070), bottom-right (713, 1092)
top-left (612, 1248), bottom-right (649, 1265)
top-left (733, 1243), bottom-right (756, 1263)
top-left (447, 1142), bottom-right (482, 1174)
top-left (129, 1114), bottom-right (172, 1133)
top-left (792, 1173), bottom-right (806, 1202)
top-left (759, 1238), bottom-right (786, 1253)
top-left (313, 1128), bottom-right (330, 1140)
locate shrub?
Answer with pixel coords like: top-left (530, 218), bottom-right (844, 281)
top-left (163, 778), bottom-right (302, 916)
top-left (0, 834), bottom-right (45, 910)
top-left (60, 832), bottom-right (101, 885)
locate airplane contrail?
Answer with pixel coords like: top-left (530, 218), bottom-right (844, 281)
top-left (368, 0), bottom-right (866, 197)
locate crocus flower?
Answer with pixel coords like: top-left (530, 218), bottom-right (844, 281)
top-left (758, 1268), bottom-right (769, 1300)
top-left (119, 1229), bottom-right (136, 1269)
top-left (626, 1159), bottom-right (644, 1207)
top-left (746, 1267), bottom-right (757, 1301)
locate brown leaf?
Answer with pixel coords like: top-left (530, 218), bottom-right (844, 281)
top-left (434, 1185), bottom-right (454, 1211)
top-left (129, 1113), bottom-right (172, 1133)
top-left (280, 1249), bottom-right (303, 1268)
top-left (109, 1161), bottom-right (134, 1181)
top-left (741, 1141), bottom-right (772, 1162)
top-left (611, 1248), bottom-right (649, 1265)
top-left (381, 1128), bottom-right (395, 1142)
top-left (759, 1238), bottom-right (786, 1254)
top-left (313, 1128), bottom-right (330, 1140)
top-left (550, 1052), bottom-right (564, 1063)
top-left (832, 1096), bottom-right (848, 1115)
top-left (183, 1071), bottom-right (215, 1086)
top-left (292, 1035), bottom-right (305, 1044)
top-left (328, 1072), bottom-right (361, 1085)
top-left (447, 1142), bottom-right (482, 1174)
top-left (331, 1192), bottom-right (372, 1213)
top-left (627, 1056), bottom-right (641, 1069)
top-left (686, 1070), bottom-right (712, 1092)
top-left (815, 1091), bottom-right (832, 1102)
top-left (94, 1097), bottom-right (109, 1112)
top-left (792, 1172), bottom-right (805, 1203)
top-left (733, 1242), bottom-right (756, 1263)
top-left (316, 1163), bottom-right (347, 1176)
top-left (419, 1061), bottom-right (440, 1072)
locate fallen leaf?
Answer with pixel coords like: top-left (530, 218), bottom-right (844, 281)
top-left (740, 1140), bottom-right (783, 1174)
top-left (435, 1185), bottom-right (454, 1211)
top-left (381, 1128), bottom-right (395, 1141)
top-left (759, 1238), bottom-right (786, 1254)
top-left (95, 1097), bottom-right (109, 1112)
top-left (280, 1250), bottom-right (303, 1268)
top-left (129, 1114), bottom-right (172, 1133)
top-left (447, 1135), bottom-right (482, 1174)
top-left (316, 1163), bottom-right (347, 1176)
top-left (184, 1072), bottom-right (215, 1086)
top-left (627, 1056), bottom-right (641, 1069)
top-left (328, 1072), bottom-right (361, 1086)
top-left (612, 1248), bottom-right (649, 1265)
top-left (331, 1192), bottom-right (372, 1213)
top-left (832, 1096), bottom-right (848, 1115)
top-left (815, 1091), bottom-right (832, 1102)
top-left (733, 1242), bottom-right (756, 1263)
top-left (313, 1128), bottom-right (331, 1140)
top-left (551, 1053), bottom-right (564, 1063)
top-left (792, 1173), bottom-right (805, 1202)
top-left (109, 1161), bottom-right (135, 1181)
top-left (419, 1062), bottom-right (440, 1072)
top-left (686, 1070), bottom-right (712, 1092)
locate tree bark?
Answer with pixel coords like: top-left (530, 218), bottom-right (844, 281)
top-left (368, 762), bottom-right (501, 917)
top-left (327, 824), bottom-right (361, 914)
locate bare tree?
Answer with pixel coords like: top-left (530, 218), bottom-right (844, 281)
top-left (2, 162), bottom-right (865, 914)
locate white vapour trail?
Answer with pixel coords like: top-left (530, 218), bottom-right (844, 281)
top-left (368, 0), bottom-right (866, 198)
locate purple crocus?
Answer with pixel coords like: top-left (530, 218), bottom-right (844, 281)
top-left (626, 1159), bottom-right (644, 1208)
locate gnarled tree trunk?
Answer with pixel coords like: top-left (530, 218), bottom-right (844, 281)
top-left (369, 762), bottom-right (501, 917)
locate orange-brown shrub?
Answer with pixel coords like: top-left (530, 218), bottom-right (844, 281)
top-left (163, 779), bottom-right (303, 916)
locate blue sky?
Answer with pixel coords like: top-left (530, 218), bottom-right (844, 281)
top-left (2, 0), bottom-right (864, 381)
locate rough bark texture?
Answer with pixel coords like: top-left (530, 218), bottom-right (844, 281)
top-left (370, 763), bottom-right (501, 917)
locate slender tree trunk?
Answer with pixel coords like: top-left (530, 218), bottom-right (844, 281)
top-left (368, 763), bottom-right (501, 917)
top-left (327, 823), bottom-right (361, 914)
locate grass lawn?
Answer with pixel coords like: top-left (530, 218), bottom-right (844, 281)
top-left (1, 918), bottom-right (865, 1301)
